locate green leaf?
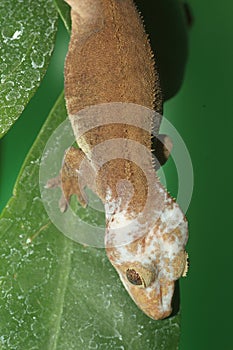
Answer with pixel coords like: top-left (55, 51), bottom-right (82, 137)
top-left (0, 0), bottom-right (58, 138)
top-left (0, 93), bottom-right (181, 349)
top-left (53, 0), bottom-right (71, 32)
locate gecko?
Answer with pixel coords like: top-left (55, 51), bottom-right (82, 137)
top-left (47, 0), bottom-right (189, 320)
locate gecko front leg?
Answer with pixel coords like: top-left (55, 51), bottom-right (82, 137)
top-left (46, 147), bottom-right (95, 212)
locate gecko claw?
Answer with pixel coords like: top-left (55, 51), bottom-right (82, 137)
top-left (59, 194), bottom-right (68, 213)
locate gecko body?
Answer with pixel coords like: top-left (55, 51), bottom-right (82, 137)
top-left (50, 0), bottom-right (189, 320)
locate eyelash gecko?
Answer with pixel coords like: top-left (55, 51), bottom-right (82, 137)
top-left (47, 0), bottom-right (189, 320)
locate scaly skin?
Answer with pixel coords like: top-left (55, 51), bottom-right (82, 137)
top-left (62, 0), bottom-right (188, 320)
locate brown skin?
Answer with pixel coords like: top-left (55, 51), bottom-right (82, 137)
top-left (64, 0), bottom-right (163, 208)
top-left (65, 0), bottom-right (162, 113)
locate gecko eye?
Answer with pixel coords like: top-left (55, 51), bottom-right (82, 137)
top-left (126, 269), bottom-right (143, 286)
top-left (126, 266), bottom-right (156, 288)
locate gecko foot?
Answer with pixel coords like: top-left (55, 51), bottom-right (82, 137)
top-left (46, 147), bottom-right (89, 212)
top-left (152, 134), bottom-right (173, 170)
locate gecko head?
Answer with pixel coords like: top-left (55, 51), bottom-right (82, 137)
top-left (106, 217), bottom-right (189, 320)
top-left (105, 191), bottom-right (189, 320)
top-left (106, 259), bottom-right (173, 320)
top-left (110, 254), bottom-right (188, 320)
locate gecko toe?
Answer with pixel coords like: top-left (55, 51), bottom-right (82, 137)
top-left (45, 174), bottom-right (61, 189)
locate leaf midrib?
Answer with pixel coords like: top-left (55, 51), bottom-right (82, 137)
top-left (47, 233), bottom-right (73, 350)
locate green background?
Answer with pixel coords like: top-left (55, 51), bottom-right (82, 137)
top-left (1, 0), bottom-right (233, 349)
